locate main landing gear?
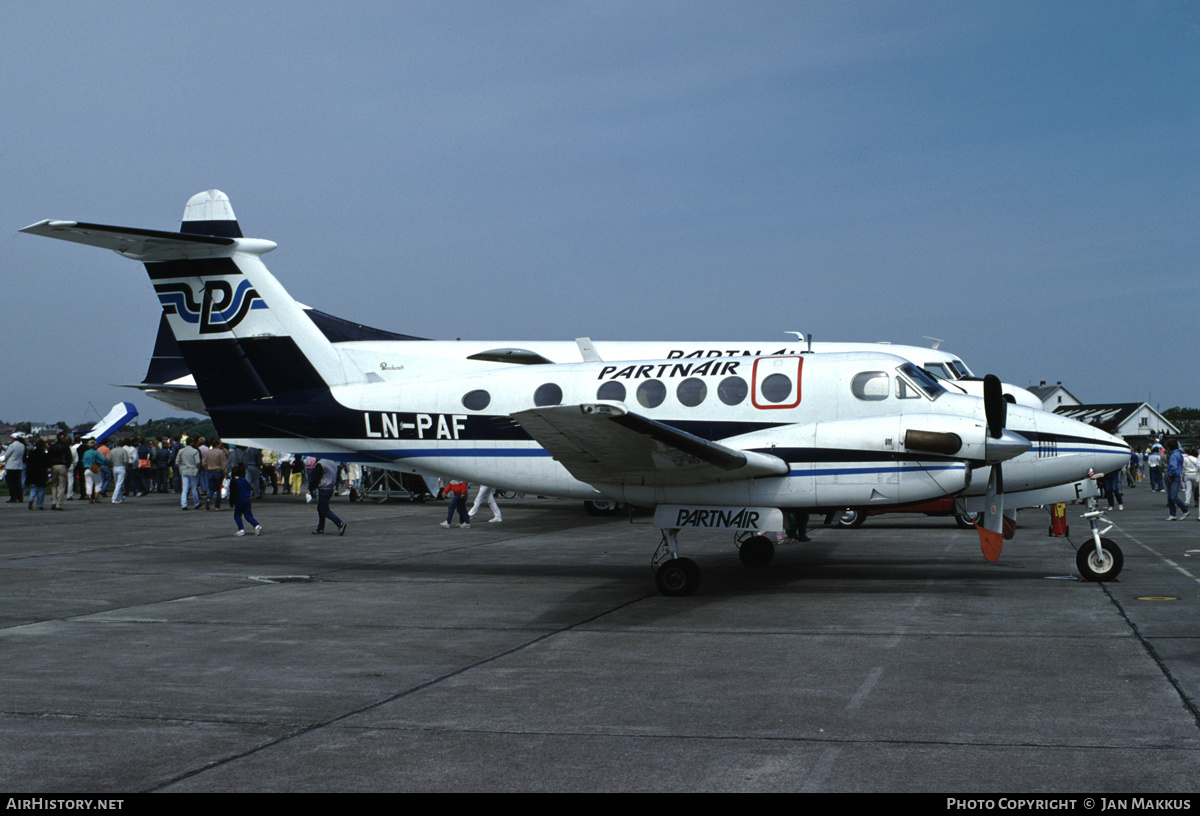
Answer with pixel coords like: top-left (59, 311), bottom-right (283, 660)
top-left (1076, 499), bottom-right (1123, 582)
top-left (651, 512), bottom-right (807, 596)
top-left (652, 528), bottom-right (701, 596)
top-left (652, 528), bottom-right (795, 595)
top-left (584, 499), bottom-right (624, 516)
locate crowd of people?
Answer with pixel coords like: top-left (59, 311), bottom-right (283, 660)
top-left (1, 432), bottom-right (363, 535)
top-left (7, 429), bottom-right (1194, 532)
top-left (1097, 437), bottom-right (1200, 522)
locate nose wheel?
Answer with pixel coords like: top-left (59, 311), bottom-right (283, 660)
top-left (1076, 501), bottom-right (1123, 582)
top-left (1077, 536), bottom-right (1123, 582)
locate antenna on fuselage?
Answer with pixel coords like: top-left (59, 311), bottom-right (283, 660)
top-left (785, 331), bottom-right (814, 353)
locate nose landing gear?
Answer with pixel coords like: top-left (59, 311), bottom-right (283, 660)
top-left (1076, 499), bottom-right (1123, 582)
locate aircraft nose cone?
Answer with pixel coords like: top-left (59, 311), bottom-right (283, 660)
top-left (985, 429), bottom-right (1032, 464)
top-left (1094, 429), bottom-right (1131, 475)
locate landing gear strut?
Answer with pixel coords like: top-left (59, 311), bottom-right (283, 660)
top-left (1076, 499), bottom-right (1123, 582)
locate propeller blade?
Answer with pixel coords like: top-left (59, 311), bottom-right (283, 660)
top-left (983, 374), bottom-right (1006, 439)
top-left (974, 465), bottom-right (1005, 562)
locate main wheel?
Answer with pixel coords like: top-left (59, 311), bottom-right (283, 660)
top-left (832, 508), bottom-right (867, 528)
top-left (584, 500), bottom-right (621, 516)
top-left (738, 534), bottom-right (775, 568)
top-left (955, 512), bottom-right (981, 529)
top-left (656, 557), bottom-right (701, 596)
top-left (1076, 538), bottom-right (1123, 582)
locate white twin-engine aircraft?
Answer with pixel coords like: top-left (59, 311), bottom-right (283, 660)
top-left (22, 191), bottom-right (1131, 595)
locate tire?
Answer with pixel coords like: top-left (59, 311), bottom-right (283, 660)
top-left (955, 512), bottom-right (981, 529)
top-left (738, 534), bottom-right (775, 568)
top-left (656, 557), bottom-right (701, 596)
top-left (1076, 538), bottom-right (1123, 582)
top-left (584, 500), bottom-right (621, 516)
top-left (833, 508), bottom-right (866, 528)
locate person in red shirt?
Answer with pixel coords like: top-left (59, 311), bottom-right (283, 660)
top-left (440, 479), bottom-right (471, 528)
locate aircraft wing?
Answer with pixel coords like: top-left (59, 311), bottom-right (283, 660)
top-left (510, 403), bottom-right (788, 487)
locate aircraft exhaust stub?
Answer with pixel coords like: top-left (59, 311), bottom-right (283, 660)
top-left (905, 429), bottom-right (962, 456)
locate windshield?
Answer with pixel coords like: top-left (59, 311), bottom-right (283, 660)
top-left (948, 358), bottom-right (972, 378)
top-left (924, 362), bottom-right (952, 380)
top-left (897, 363), bottom-right (946, 400)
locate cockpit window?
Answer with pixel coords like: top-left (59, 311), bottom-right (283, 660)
top-left (896, 363), bottom-right (946, 400)
top-left (896, 378), bottom-right (921, 399)
top-left (924, 363), bottom-right (952, 380)
top-left (949, 359), bottom-right (972, 378)
top-left (851, 371), bottom-right (890, 401)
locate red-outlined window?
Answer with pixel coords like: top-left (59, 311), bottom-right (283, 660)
top-left (751, 356), bottom-right (802, 409)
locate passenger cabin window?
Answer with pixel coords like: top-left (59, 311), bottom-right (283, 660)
top-left (759, 373), bottom-right (792, 404)
top-left (596, 381), bottom-right (626, 402)
top-left (676, 377), bottom-right (707, 407)
top-left (851, 371), bottom-right (889, 401)
top-left (718, 376), bottom-right (748, 406)
top-left (637, 380), bottom-right (666, 409)
top-left (462, 390), bottom-right (491, 411)
top-left (534, 383), bottom-right (563, 407)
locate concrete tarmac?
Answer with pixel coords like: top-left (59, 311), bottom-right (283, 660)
top-left (1, 481), bottom-right (1198, 792)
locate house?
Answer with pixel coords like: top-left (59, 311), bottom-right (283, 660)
top-left (1052, 402), bottom-right (1179, 444)
top-left (1027, 381), bottom-right (1081, 412)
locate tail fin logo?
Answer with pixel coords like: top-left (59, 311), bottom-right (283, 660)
top-left (155, 279), bottom-right (266, 334)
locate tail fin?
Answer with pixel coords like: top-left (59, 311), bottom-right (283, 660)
top-left (23, 191), bottom-right (358, 410)
top-left (180, 189), bottom-right (243, 238)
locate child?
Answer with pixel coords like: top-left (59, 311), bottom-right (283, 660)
top-left (229, 466), bottom-right (262, 537)
top-left (440, 479), bottom-right (470, 528)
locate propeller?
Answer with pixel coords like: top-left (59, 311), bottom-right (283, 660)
top-left (984, 374), bottom-right (1006, 440)
top-left (976, 374), bottom-right (1021, 562)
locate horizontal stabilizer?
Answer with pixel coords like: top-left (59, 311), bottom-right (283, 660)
top-left (19, 220), bottom-right (239, 261)
top-left (122, 383), bottom-right (207, 416)
top-left (511, 403), bottom-right (788, 487)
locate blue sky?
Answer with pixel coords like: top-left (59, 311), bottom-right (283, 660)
top-left (4, 1), bottom-right (1197, 424)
